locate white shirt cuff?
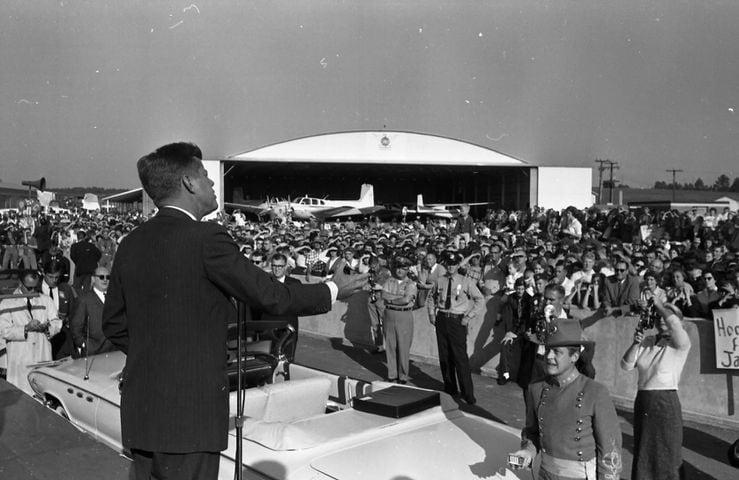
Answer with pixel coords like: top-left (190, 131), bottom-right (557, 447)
top-left (326, 281), bottom-right (339, 304)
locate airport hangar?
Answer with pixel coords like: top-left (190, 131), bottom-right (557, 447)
top-left (201, 130), bottom-right (592, 215)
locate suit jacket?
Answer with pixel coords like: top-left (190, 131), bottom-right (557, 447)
top-left (258, 275), bottom-right (301, 330)
top-left (501, 292), bottom-right (533, 335)
top-left (102, 208), bottom-right (331, 453)
top-left (602, 275), bottom-right (641, 315)
top-left (43, 282), bottom-right (77, 320)
top-left (71, 290), bottom-right (115, 355)
top-left (417, 263), bottom-right (447, 290)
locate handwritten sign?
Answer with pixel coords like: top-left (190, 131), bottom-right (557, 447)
top-left (713, 308), bottom-right (739, 369)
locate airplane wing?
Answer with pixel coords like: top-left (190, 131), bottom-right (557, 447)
top-left (358, 205), bottom-right (387, 216)
top-left (311, 205), bottom-right (387, 221)
top-left (223, 202), bottom-right (271, 217)
top-left (416, 194), bottom-right (491, 209)
top-left (424, 201), bottom-right (490, 208)
top-left (310, 206), bottom-right (363, 221)
top-left (419, 209), bottom-right (454, 219)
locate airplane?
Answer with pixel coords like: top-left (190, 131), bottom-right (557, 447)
top-left (412, 194), bottom-right (490, 219)
top-left (225, 184), bottom-right (383, 222)
top-left (289, 184), bottom-right (384, 221)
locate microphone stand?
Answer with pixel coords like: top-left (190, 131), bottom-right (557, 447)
top-left (234, 300), bottom-right (246, 480)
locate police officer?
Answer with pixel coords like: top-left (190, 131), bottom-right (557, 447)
top-left (381, 256), bottom-right (417, 383)
top-left (427, 251), bottom-right (484, 404)
top-left (508, 320), bottom-right (622, 480)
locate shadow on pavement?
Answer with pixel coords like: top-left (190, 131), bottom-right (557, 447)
top-left (456, 400), bottom-right (507, 424)
top-left (327, 337), bottom-right (445, 391)
top-left (619, 408), bottom-right (734, 480)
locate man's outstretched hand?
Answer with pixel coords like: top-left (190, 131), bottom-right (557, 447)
top-left (331, 269), bottom-right (369, 300)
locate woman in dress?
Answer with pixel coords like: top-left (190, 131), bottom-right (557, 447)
top-left (620, 295), bottom-right (691, 479)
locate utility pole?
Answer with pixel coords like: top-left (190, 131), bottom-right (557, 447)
top-left (594, 159), bottom-right (609, 204)
top-left (665, 169), bottom-right (683, 202)
top-left (607, 161), bottom-right (619, 204)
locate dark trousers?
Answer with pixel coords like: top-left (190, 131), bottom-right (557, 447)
top-left (499, 337), bottom-right (522, 377)
top-left (435, 312), bottom-right (474, 400)
top-left (131, 449), bottom-right (219, 480)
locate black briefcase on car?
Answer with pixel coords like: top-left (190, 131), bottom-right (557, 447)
top-left (353, 386), bottom-right (440, 418)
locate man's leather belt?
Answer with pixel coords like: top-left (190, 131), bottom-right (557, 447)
top-left (437, 311), bottom-right (464, 319)
top-left (386, 305), bottom-right (413, 311)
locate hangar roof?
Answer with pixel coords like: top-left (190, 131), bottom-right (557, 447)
top-left (228, 131), bottom-right (527, 167)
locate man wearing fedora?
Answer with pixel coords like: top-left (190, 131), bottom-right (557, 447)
top-left (508, 320), bottom-right (622, 480)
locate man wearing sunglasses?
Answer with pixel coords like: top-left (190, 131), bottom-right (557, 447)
top-left (690, 270), bottom-right (721, 319)
top-left (602, 260), bottom-right (641, 317)
top-left (71, 266), bottom-right (115, 357)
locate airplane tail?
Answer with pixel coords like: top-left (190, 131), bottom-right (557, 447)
top-left (358, 184), bottom-right (374, 207)
top-left (417, 194), bottom-right (425, 207)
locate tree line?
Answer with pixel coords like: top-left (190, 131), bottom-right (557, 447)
top-left (653, 174), bottom-right (739, 192)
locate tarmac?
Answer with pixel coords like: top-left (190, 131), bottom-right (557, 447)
top-left (296, 331), bottom-right (739, 480)
top-left (0, 379), bottom-right (131, 480)
top-left (1, 333), bottom-right (736, 479)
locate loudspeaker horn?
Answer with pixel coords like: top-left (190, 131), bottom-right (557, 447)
top-left (22, 177), bottom-right (46, 191)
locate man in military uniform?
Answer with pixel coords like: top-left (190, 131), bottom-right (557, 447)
top-left (508, 320), bottom-right (622, 480)
top-left (427, 251), bottom-right (484, 404)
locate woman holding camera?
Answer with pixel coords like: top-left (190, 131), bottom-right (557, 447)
top-left (620, 295), bottom-right (691, 480)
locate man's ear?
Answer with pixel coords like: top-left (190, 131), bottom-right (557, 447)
top-left (182, 175), bottom-right (196, 194)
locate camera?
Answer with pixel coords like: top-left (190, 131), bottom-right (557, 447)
top-left (637, 298), bottom-right (659, 332)
top-left (534, 305), bottom-right (557, 343)
top-left (507, 454), bottom-right (527, 468)
top-left (368, 268), bottom-right (377, 303)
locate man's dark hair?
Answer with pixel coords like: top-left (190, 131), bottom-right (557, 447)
top-left (271, 253), bottom-right (287, 264)
top-left (43, 259), bottom-right (65, 275)
top-left (137, 142), bottom-right (203, 205)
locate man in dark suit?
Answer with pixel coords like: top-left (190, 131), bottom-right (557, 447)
top-left (70, 230), bottom-right (101, 293)
top-left (40, 245), bottom-right (71, 284)
top-left (256, 253), bottom-right (301, 361)
top-left (41, 259), bottom-right (77, 359)
top-left (71, 266), bottom-right (115, 357)
top-left (103, 142), bottom-right (365, 480)
top-left (602, 259), bottom-right (641, 317)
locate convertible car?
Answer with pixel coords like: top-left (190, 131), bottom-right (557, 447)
top-left (27, 325), bottom-right (527, 480)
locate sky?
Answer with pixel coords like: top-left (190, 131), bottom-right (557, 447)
top-left (2, 0), bottom-right (738, 189)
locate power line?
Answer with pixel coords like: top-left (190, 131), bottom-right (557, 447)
top-left (594, 159), bottom-right (609, 204)
top-left (607, 160), bottom-right (619, 204)
top-left (665, 168), bottom-right (683, 202)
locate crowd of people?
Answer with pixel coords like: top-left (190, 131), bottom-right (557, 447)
top-left (1, 188), bottom-right (739, 479)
